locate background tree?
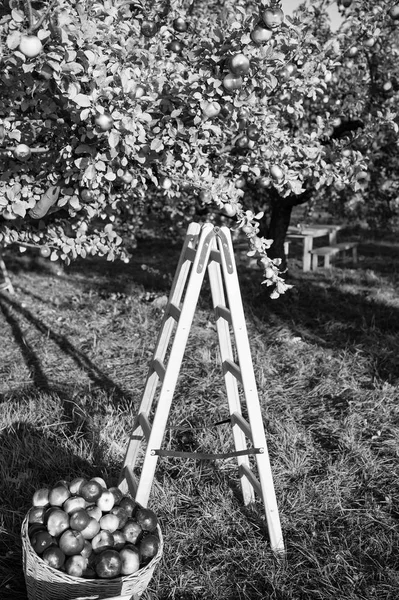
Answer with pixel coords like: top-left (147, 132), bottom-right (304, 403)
top-left (0, 0), bottom-right (398, 297)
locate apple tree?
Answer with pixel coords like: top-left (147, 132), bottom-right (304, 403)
top-left (0, 0), bottom-right (398, 297)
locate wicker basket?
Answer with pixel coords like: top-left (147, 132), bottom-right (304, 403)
top-left (21, 512), bottom-right (163, 600)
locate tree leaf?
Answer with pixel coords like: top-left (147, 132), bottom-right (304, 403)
top-left (72, 94), bottom-right (92, 107)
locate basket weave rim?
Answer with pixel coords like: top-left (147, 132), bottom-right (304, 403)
top-left (22, 511), bottom-right (163, 586)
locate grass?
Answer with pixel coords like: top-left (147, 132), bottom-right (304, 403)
top-left (1, 227), bottom-right (399, 600)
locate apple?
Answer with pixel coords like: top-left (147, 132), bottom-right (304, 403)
top-left (28, 523), bottom-right (46, 539)
top-left (120, 171), bottom-right (134, 184)
top-left (65, 554), bottom-right (88, 577)
top-left (80, 517), bottom-right (101, 540)
top-left (63, 496), bottom-right (86, 515)
top-left (94, 549), bottom-right (122, 579)
top-left (235, 177), bottom-right (246, 190)
top-left (86, 504), bottom-right (102, 521)
top-left (113, 530), bottom-right (127, 551)
top-left (49, 485), bottom-right (70, 507)
top-left (108, 487), bottom-right (124, 505)
top-left (160, 177), bottom-right (172, 190)
top-left (202, 101), bottom-right (221, 118)
top-left (270, 164), bottom-right (284, 183)
top-left (110, 506), bottom-right (129, 529)
top-left (262, 7), bottom-right (284, 29)
top-left (228, 53), bottom-right (250, 76)
top-left (80, 480), bottom-right (103, 503)
top-left (95, 114), bottom-right (113, 131)
top-left (141, 20), bottom-right (158, 37)
top-left (199, 190), bottom-right (212, 204)
top-left (138, 534), bottom-right (159, 564)
top-left (173, 17), bottom-right (188, 32)
top-left (222, 203), bottom-right (237, 217)
top-left (13, 144), bottom-right (31, 161)
top-left (119, 545), bottom-right (140, 575)
top-left (258, 176), bottom-right (271, 188)
top-left (96, 489), bottom-right (115, 512)
top-left (81, 540), bottom-right (93, 560)
top-left (122, 519), bottom-right (143, 545)
top-left (70, 508), bottom-right (91, 532)
top-left (99, 514), bottom-right (119, 533)
top-left (31, 530), bottom-right (55, 555)
top-left (32, 488), bottom-right (50, 508)
top-left (42, 546), bottom-right (66, 570)
top-left (59, 530), bottom-right (85, 556)
top-left (347, 46), bottom-right (358, 57)
top-left (18, 35), bottom-right (43, 58)
top-left (39, 246), bottom-right (51, 258)
top-left (250, 25), bottom-right (273, 44)
top-left (135, 508), bottom-right (158, 532)
top-left (222, 72), bottom-right (243, 92)
top-left (91, 530), bottom-right (115, 554)
top-left (280, 63), bottom-right (297, 79)
top-left (389, 5), bottom-right (399, 20)
top-left (46, 509), bottom-right (70, 537)
top-left (90, 476), bottom-right (107, 489)
top-left (235, 135), bottom-right (249, 149)
top-left (167, 40), bottom-right (183, 53)
top-left (363, 36), bottom-right (376, 48)
top-left (69, 477), bottom-right (87, 495)
top-left (247, 124), bottom-right (260, 141)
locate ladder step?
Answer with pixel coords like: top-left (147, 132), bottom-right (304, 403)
top-left (209, 249), bottom-right (222, 265)
top-left (168, 302), bottom-right (181, 321)
top-left (231, 412), bottom-right (252, 441)
top-left (184, 246), bottom-right (197, 262)
top-left (223, 359), bottom-right (243, 384)
top-left (124, 464), bottom-right (138, 497)
top-left (239, 464), bottom-right (262, 497)
top-left (215, 305), bottom-right (232, 324)
top-left (138, 413), bottom-right (152, 441)
top-left (152, 358), bottom-right (166, 381)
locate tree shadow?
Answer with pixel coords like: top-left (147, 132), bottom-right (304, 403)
top-left (2, 236), bottom-right (180, 297)
top-left (241, 262), bottom-right (399, 384)
top-left (0, 291), bottom-right (130, 402)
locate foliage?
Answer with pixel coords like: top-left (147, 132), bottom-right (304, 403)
top-left (1, 0), bottom-right (399, 295)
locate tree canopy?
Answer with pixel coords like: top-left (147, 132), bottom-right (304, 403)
top-left (1, 0), bottom-right (399, 296)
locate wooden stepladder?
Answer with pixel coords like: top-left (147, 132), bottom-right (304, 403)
top-left (119, 222), bottom-right (284, 554)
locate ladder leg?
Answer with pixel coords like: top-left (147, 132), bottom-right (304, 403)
top-left (207, 255), bottom-right (255, 506)
top-left (134, 225), bottom-right (215, 507)
top-left (119, 224), bottom-right (202, 494)
top-left (217, 229), bottom-right (284, 554)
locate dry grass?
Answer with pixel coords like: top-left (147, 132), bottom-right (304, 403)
top-left (1, 231), bottom-right (399, 599)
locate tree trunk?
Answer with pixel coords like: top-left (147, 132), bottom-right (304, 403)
top-left (260, 188), bottom-right (312, 272)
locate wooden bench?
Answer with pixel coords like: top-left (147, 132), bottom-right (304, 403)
top-left (310, 242), bottom-right (358, 269)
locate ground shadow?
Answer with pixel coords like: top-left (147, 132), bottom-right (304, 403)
top-left (0, 421), bottom-right (113, 600)
top-left (0, 291), bottom-right (130, 402)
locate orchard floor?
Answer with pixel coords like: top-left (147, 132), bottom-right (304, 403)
top-left (1, 229), bottom-right (399, 600)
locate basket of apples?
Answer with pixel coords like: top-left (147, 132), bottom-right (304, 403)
top-left (21, 477), bottom-right (163, 600)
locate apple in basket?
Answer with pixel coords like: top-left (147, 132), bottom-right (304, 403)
top-left (26, 477), bottom-right (162, 580)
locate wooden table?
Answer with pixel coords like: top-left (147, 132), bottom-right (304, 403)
top-left (286, 224), bottom-right (343, 272)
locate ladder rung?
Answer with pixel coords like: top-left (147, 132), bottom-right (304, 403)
top-left (215, 305), bottom-right (232, 324)
top-left (209, 249), bottom-right (222, 264)
top-left (185, 247), bottom-right (196, 262)
top-left (231, 412), bottom-right (253, 441)
top-left (138, 413), bottom-right (152, 441)
top-left (124, 464), bottom-right (138, 497)
top-left (223, 359), bottom-right (243, 384)
top-left (168, 302), bottom-right (181, 321)
top-left (239, 464), bottom-right (262, 497)
top-left (152, 358), bottom-right (166, 381)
